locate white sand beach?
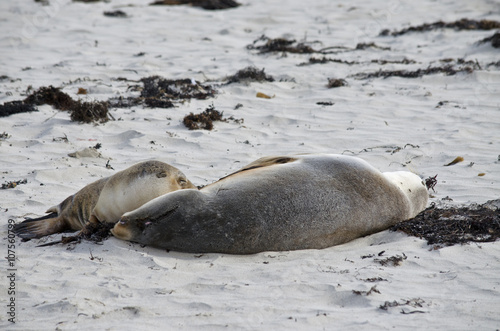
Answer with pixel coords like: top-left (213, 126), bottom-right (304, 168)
top-left (1, 0), bottom-right (499, 329)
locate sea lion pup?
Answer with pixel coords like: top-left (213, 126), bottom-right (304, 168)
top-left (14, 161), bottom-right (195, 239)
top-left (112, 154), bottom-right (428, 254)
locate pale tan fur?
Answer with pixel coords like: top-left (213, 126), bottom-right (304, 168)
top-left (90, 161), bottom-right (195, 224)
top-left (14, 161), bottom-right (194, 239)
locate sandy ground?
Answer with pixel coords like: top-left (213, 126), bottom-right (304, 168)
top-left (1, 0), bottom-right (499, 329)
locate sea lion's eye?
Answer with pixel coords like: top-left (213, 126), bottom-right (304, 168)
top-left (179, 178), bottom-right (187, 185)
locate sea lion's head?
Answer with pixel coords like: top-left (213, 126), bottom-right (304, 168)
top-left (110, 201), bottom-right (178, 242)
top-left (383, 171), bottom-right (429, 218)
top-left (91, 161), bottom-right (196, 225)
top-left (111, 214), bottom-right (144, 241)
top-left (110, 188), bottom-right (203, 244)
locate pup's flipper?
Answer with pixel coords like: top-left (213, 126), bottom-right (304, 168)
top-left (13, 213), bottom-right (68, 239)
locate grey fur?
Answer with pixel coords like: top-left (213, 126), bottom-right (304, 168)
top-left (113, 154), bottom-right (428, 254)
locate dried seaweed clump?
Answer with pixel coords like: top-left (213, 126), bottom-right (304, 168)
top-left (103, 10), bottom-right (128, 17)
top-left (70, 100), bottom-right (110, 124)
top-left (478, 32), bottom-right (500, 48)
top-left (391, 199), bottom-right (500, 247)
top-left (247, 35), bottom-right (316, 54)
top-left (381, 18), bottom-right (500, 36)
top-left (327, 78), bottom-right (347, 88)
top-left (1, 85), bottom-right (111, 123)
top-left (379, 298), bottom-right (425, 312)
top-left (0, 101), bottom-right (38, 117)
top-left (25, 85), bottom-right (75, 110)
top-left (301, 57), bottom-right (358, 66)
top-left (183, 104), bottom-right (223, 130)
top-left (107, 95), bottom-right (142, 108)
top-left (355, 42), bottom-right (390, 51)
top-left (225, 66), bottom-right (275, 84)
top-left (1, 179), bottom-right (28, 189)
top-left (141, 76), bottom-right (215, 108)
top-left (375, 254), bottom-right (407, 267)
top-left (150, 0), bottom-right (240, 10)
top-left (70, 221), bottom-right (114, 243)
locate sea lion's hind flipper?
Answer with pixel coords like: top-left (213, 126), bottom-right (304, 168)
top-left (220, 156), bottom-right (298, 180)
top-left (23, 212), bottom-right (59, 222)
top-left (13, 213), bottom-right (68, 239)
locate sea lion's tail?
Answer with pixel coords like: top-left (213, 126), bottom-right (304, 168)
top-left (13, 213), bottom-right (68, 239)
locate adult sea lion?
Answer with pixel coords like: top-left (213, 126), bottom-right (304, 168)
top-left (112, 154), bottom-right (428, 254)
top-left (14, 160), bottom-right (195, 239)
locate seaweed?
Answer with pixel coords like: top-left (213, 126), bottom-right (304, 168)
top-left (150, 0), bottom-right (240, 10)
top-left (327, 78), bottom-right (347, 88)
top-left (1, 179), bottom-right (28, 189)
top-left (477, 32), bottom-right (500, 48)
top-left (225, 66), bottom-right (275, 84)
top-left (141, 76), bottom-right (215, 108)
top-left (425, 175), bottom-right (438, 192)
top-left (2, 76), bottom-right (217, 121)
top-left (350, 64), bottom-right (476, 80)
top-left (248, 36), bottom-right (393, 56)
top-left (316, 101), bottom-right (334, 106)
top-left (183, 104), bottom-right (223, 130)
top-left (3, 85), bottom-right (111, 123)
top-left (372, 58), bottom-right (416, 65)
top-left (391, 200), bottom-right (500, 248)
top-left (36, 221), bottom-right (115, 247)
top-left (375, 254), bottom-right (407, 267)
top-left (24, 85), bottom-right (74, 110)
top-left (343, 144), bottom-right (420, 156)
top-left (444, 156), bottom-right (464, 166)
top-left (379, 298), bottom-right (425, 313)
top-left (355, 42), bottom-right (390, 51)
top-left (107, 96), bottom-right (142, 108)
top-left (352, 286), bottom-right (380, 296)
top-left (256, 92), bottom-right (273, 99)
top-left (299, 57), bottom-right (359, 66)
top-left (299, 57), bottom-right (416, 66)
top-left (0, 101), bottom-right (38, 117)
top-left (71, 221), bottom-right (114, 243)
top-left (381, 18), bottom-right (500, 36)
top-left (360, 277), bottom-right (387, 283)
top-left (487, 60), bottom-right (500, 68)
top-left (103, 10), bottom-right (128, 18)
top-left (247, 35), bottom-right (316, 54)
top-left (70, 100), bottom-right (110, 124)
